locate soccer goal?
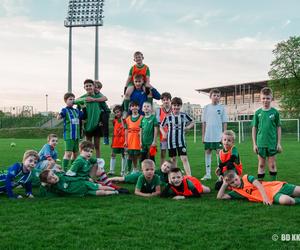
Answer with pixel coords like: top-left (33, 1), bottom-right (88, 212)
top-left (192, 119), bottom-right (300, 144)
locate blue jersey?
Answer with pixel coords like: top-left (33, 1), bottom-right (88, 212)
top-left (0, 163), bottom-right (33, 198)
top-left (130, 88), bottom-right (161, 114)
top-left (38, 144), bottom-right (57, 162)
top-left (60, 106), bottom-right (83, 140)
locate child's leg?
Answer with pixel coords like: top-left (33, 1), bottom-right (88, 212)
top-left (127, 155), bottom-right (133, 173)
top-left (121, 152), bottom-right (127, 176)
top-left (124, 86), bottom-right (134, 112)
top-left (102, 113), bottom-right (109, 144)
top-left (95, 190), bottom-right (118, 196)
top-left (109, 152), bottom-right (116, 174)
top-left (132, 156), bottom-right (139, 172)
top-left (171, 156), bottom-right (177, 167)
top-left (292, 186), bottom-right (300, 197)
top-left (94, 135), bottom-right (101, 158)
top-left (108, 176), bottom-right (125, 182)
top-left (97, 171), bottom-right (112, 186)
top-left (257, 155), bottom-right (266, 180)
top-left (202, 185), bottom-right (211, 194)
top-left (267, 156), bottom-right (277, 180)
top-left (63, 151), bottom-right (72, 171)
top-left (203, 149), bottom-right (212, 179)
top-left (180, 155), bottom-right (191, 176)
top-left (161, 149), bottom-right (166, 164)
top-left (278, 194), bottom-right (296, 205)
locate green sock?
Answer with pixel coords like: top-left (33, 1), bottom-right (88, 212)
top-left (127, 159), bottom-right (132, 172)
top-left (63, 159), bottom-right (70, 171)
top-left (294, 198), bottom-right (300, 204)
top-left (124, 99), bottom-right (130, 112)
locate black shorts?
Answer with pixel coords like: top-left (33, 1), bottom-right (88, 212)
top-left (84, 126), bottom-right (103, 137)
top-left (168, 147), bottom-right (187, 157)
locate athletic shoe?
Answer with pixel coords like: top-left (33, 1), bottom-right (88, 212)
top-left (103, 137), bottom-right (109, 145)
top-left (107, 171), bottom-right (114, 176)
top-left (201, 174), bottom-right (211, 181)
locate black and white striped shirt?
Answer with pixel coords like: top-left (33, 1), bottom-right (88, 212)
top-left (161, 112), bottom-right (193, 149)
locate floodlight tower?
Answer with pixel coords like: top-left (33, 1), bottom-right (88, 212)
top-left (64, 0), bottom-right (105, 92)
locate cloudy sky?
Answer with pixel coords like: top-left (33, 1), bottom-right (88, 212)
top-left (0, 0), bottom-right (299, 112)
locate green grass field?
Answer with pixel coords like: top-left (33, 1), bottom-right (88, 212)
top-left (0, 136), bottom-right (300, 250)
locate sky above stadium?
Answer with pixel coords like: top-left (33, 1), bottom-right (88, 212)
top-left (0, 0), bottom-right (299, 112)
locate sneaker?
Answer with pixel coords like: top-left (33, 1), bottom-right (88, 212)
top-left (201, 174), bottom-right (211, 181)
top-left (107, 171), bottom-right (114, 176)
top-left (103, 137), bottom-right (109, 145)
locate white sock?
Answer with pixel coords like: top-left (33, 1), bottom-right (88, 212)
top-left (205, 153), bottom-right (212, 176)
top-left (121, 156), bottom-right (127, 174)
top-left (110, 158), bottom-right (116, 172)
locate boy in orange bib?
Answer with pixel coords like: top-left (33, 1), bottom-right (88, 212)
top-left (217, 170), bottom-right (300, 205)
top-left (161, 168), bottom-right (210, 199)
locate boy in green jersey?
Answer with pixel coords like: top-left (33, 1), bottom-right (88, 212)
top-left (252, 87), bottom-right (282, 181)
top-left (39, 169), bottom-right (118, 197)
top-left (140, 102), bottom-right (158, 162)
top-left (134, 159), bottom-right (161, 197)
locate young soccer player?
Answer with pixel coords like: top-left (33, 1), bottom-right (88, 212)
top-left (134, 159), bottom-right (161, 197)
top-left (109, 105), bottom-right (127, 176)
top-left (160, 97), bottom-right (194, 176)
top-left (75, 79), bottom-right (106, 158)
top-left (252, 87), bottom-right (282, 181)
top-left (217, 170), bottom-right (300, 206)
top-left (94, 80), bottom-right (111, 145)
top-left (161, 168), bottom-right (210, 199)
top-left (124, 101), bottom-right (143, 173)
top-left (126, 74), bottom-right (161, 115)
top-left (201, 88), bottom-right (228, 180)
top-left (156, 92), bottom-right (172, 163)
top-left (0, 150), bottom-right (39, 198)
top-left (35, 134), bottom-right (61, 171)
top-left (123, 51), bottom-right (151, 113)
top-left (57, 93), bottom-right (83, 171)
top-left (108, 160), bottom-right (174, 187)
top-left (140, 102), bottom-right (158, 162)
top-left (214, 130), bottom-right (243, 190)
top-left (39, 169), bottom-right (118, 197)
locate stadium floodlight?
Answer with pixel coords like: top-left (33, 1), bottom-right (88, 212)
top-left (64, 0), bottom-right (105, 92)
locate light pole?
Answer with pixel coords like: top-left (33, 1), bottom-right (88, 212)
top-left (64, 0), bottom-right (105, 91)
top-left (45, 94), bottom-right (48, 113)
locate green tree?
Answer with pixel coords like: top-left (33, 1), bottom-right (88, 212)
top-left (268, 36), bottom-right (300, 118)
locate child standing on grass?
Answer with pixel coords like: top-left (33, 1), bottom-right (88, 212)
top-left (0, 150), bottom-right (39, 198)
top-left (74, 79), bottom-right (107, 159)
top-left (252, 87), bottom-right (282, 181)
top-left (39, 169), bottom-right (118, 197)
top-left (217, 170), bottom-right (300, 206)
top-left (214, 130), bottom-right (243, 190)
top-left (140, 102), bottom-right (158, 162)
top-left (201, 88), bottom-right (228, 181)
top-left (124, 101), bottom-right (143, 173)
top-left (160, 97), bottom-right (194, 176)
top-left (156, 92), bottom-right (172, 163)
top-left (57, 93), bottom-right (83, 171)
top-left (134, 159), bottom-right (161, 197)
top-left (161, 168), bottom-right (210, 199)
top-left (94, 80), bottom-right (111, 145)
top-left (109, 105), bottom-right (127, 176)
top-left (123, 51), bottom-right (151, 113)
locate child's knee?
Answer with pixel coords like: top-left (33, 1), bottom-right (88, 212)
top-left (280, 196), bottom-right (295, 205)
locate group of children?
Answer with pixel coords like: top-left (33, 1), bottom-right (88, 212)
top-left (1, 51), bottom-right (300, 206)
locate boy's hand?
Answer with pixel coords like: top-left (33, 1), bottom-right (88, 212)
top-left (85, 97), bottom-right (95, 102)
top-left (253, 145), bottom-right (258, 154)
top-left (124, 142), bottom-right (128, 148)
top-left (263, 197), bottom-right (272, 206)
top-left (277, 144), bottom-right (282, 153)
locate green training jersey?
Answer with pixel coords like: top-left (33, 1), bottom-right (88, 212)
top-left (60, 107), bottom-right (82, 140)
top-left (135, 174), bottom-right (160, 193)
top-left (252, 107), bottom-right (281, 148)
top-left (140, 114), bottom-right (158, 147)
top-left (68, 155), bottom-right (97, 179)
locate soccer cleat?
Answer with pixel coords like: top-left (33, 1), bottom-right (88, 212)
top-left (201, 174), bottom-right (211, 181)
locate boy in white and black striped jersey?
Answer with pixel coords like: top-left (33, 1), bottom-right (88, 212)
top-left (160, 97), bottom-right (194, 176)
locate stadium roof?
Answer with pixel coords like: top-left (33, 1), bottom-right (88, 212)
top-left (195, 80), bottom-right (268, 95)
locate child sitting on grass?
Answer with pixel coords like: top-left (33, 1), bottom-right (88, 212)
top-left (215, 130), bottom-right (243, 190)
top-left (134, 159), bottom-right (161, 197)
top-left (161, 168), bottom-right (210, 199)
top-left (108, 160), bottom-right (173, 187)
top-left (0, 150), bottom-right (39, 198)
top-left (39, 169), bottom-right (118, 197)
top-left (217, 170), bottom-right (300, 206)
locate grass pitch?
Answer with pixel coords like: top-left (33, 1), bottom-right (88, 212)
top-left (0, 136), bottom-right (300, 250)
